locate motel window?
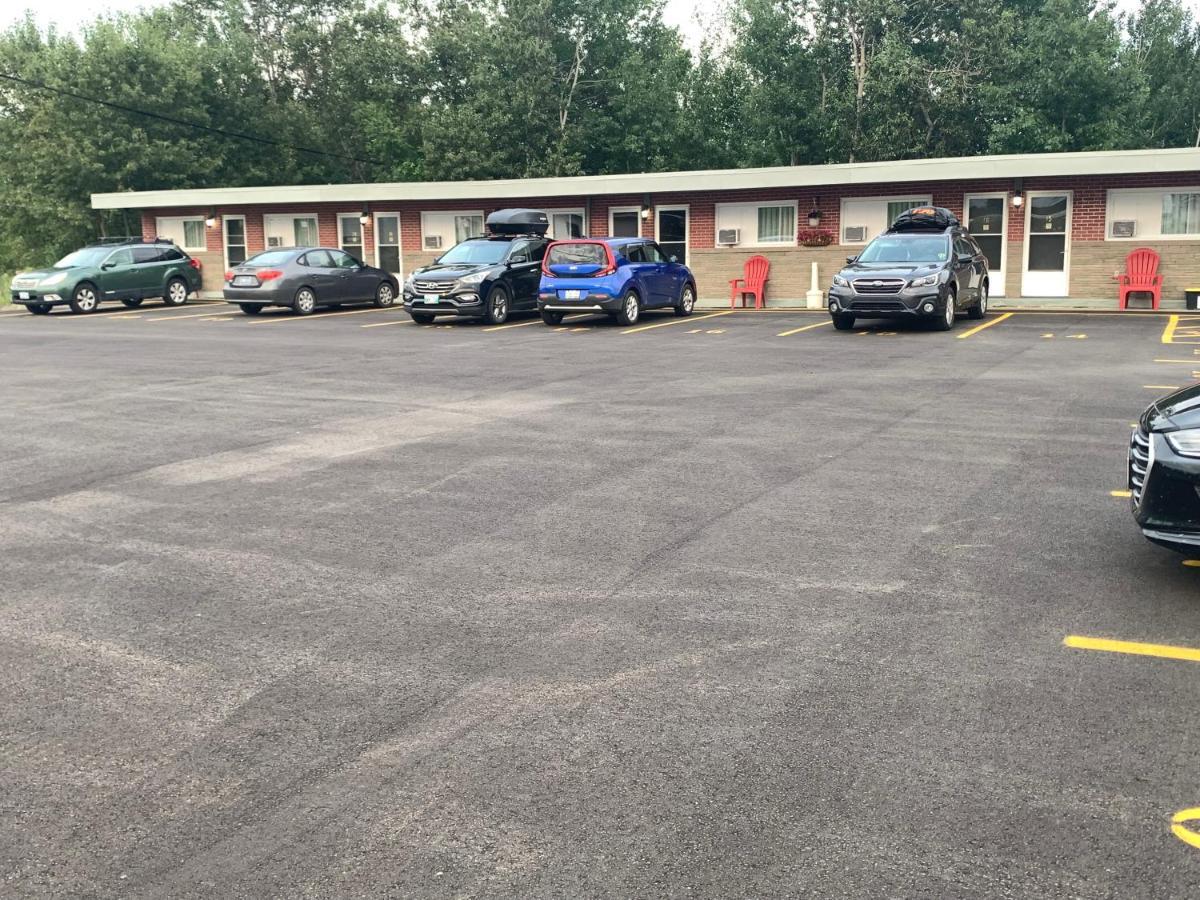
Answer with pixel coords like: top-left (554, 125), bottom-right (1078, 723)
top-left (547, 209), bottom-right (587, 239)
top-left (886, 199), bottom-right (930, 224)
top-left (339, 214), bottom-right (364, 262)
top-left (610, 208), bottom-right (640, 237)
top-left (1162, 193), bottom-right (1200, 235)
top-left (263, 214), bottom-right (319, 248)
top-left (421, 211), bottom-right (484, 251)
top-left (839, 196), bottom-right (932, 244)
top-left (156, 216), bottom-right (206, 251)
top-left (714, 201), bottom-right (798, 247)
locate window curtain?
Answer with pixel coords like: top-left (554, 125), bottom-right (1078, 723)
top-left (757, 205), bottom-right (795, 242)
top-left (886, 200), bottom-right (930, 224)
top-left (455, 215), bottom-right (483, 242)
top-left (183, 220), bottom-right (205, 248)
top-left (1162, 193), bottom-right (1200, 235)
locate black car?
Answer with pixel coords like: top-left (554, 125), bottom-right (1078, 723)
top-left (403, 209), bottom-right (549, 325)
top-left (1130, 384), bottom-right (1200, 553)
top-left (827, 207), bottom-right (989, 331)
top-left (223, 247), bottom-right (398, 315)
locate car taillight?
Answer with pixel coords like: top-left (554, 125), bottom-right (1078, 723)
top-left (541, 263), bottom-right (555, 278)
top-left (596, 265), bottom-right (616, 277)
top-left (223, 271), bottom-right (233, 282)
top-left (257, 269), bottom-right (283, 281)
top-left (189, 258), bottom-right (202, 270)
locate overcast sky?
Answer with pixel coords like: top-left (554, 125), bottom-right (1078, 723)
top-left (3, 0), bottom-right (1197, 50)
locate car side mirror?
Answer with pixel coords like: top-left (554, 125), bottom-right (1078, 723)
top-left (101, 263), bottom-right (115, 270)
top-left (957, 253), bottom-right (973, 264)
top-left (669, 255), bottom-right (678, 263)
top-left (845, 255), bottom-right (858, 264)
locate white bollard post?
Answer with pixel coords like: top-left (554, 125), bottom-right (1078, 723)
top-left (806, 261), bottom-right (824, 310)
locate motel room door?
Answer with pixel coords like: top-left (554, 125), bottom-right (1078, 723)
top-left (965, 194), bottom-right (1006, 297)
top-left (656, 206), bottom-right (688, 264)
top-left (1021, 192), bottom-right (1071, 297)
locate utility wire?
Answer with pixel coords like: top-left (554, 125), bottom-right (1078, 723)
top-left (0, 71), bottom-right (384, 166)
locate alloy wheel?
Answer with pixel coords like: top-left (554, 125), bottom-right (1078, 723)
top-left (681, 288), bottom-right (694, 313)
top-left (377, 284), bottom-right (394, 307)
top-left (168, 281), bottom-right (188, 304)
top-left (625, 294), bottom-right (638, 324)
top-left (75, 288), bottom-right (96, 312)
top-left (979, 284), bottom-right (988, 315)
top-left (295, 290), bottom-right (316, 315)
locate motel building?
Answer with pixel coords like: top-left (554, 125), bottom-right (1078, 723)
top-left (91, 147), bottom-right (1200, 308)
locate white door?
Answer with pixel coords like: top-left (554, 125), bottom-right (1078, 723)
top-left (965, 194), bottom-right (1006, 297)
top-left (1022, 192), bottom-right (1071, 297)
top-left (374, 213), bottom-right (403, 278)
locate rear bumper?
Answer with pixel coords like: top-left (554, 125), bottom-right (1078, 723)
top-left (538, 292), bottom-right (621, 313)
top-left (223, 287), bottom-right (292, 306)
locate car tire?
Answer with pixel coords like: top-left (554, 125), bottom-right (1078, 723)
top-left (541, 310), bottom-right (564, 326)
top-left (967, 282), bottom-right (988, 320)
top-left (122, 298), bottom-right (143, 308)
top-left (484, 286), bottom-right (509, 325)
top-left (374, 282), bottom-right (396, 308)
top-left (674, 283), bottom-right (696, 317)
top-left (615, 289), bottom-right (640, 326)
top-left (238, 303), bottom-right (263, 316)
top-left (832, 313), bottom-right (856, 331)
top-left (292, 287), bottom-right (317, 316)
top-left (932, 288), bottom-right (956, 331)
top-left (27, 303), bottom-right (52, 315)
top-left (410, 312), bottom-right (435, 324)
top-left (68, 283), bottom-right (99, 314)
top-left (163, 278), bottom-right (189, 307)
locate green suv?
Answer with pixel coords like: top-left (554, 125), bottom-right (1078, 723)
top-left (10, 238), bottom-right (204, 315)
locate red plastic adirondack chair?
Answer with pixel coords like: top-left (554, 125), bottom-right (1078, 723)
top-left (1118, 247), bottom-right (1163, 310)
top-left (729, 256), bottom-right (770, 309)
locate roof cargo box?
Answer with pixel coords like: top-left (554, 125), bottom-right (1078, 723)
top-left (889, 206), bottom-right (959, 232)
top-left (486, 208), bottom-right (550, 236)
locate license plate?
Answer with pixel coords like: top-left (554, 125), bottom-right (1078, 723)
top-left (233, 276), bottom-right (256, 286)
top-left (423, 294), bottom-right (440, 304)
top-left (562, 290), bottom-right (583, 300)
top-left (18, 292), bottom-right (30, 300)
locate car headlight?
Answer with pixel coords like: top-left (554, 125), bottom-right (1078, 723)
top-left (909, 274), bottom-right (939, 288)
top-left (40, 271), bottom-right (68, 286)
top-left (832, 275), bottom-right (849, 288)
top-left (456, 270), bottom-right (489, 287)
top-left (402, 275), bottom-right (414, 290)
top-left (1166, 428), bottom-right (1200, 458)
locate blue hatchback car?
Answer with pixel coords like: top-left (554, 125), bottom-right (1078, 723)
top-left (537, 238), bottom-right (697, 326)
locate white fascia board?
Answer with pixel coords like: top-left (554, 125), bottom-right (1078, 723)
top-left (91, 148), bottom-right (1200, 210)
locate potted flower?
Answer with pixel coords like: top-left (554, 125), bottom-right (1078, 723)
top-left (798, 227), bottom-right (834, 248)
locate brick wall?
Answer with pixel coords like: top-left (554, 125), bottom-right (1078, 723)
top-left (136, 169), bottom-right (1200, 301)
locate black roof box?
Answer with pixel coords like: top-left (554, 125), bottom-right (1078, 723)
top-left (889, 206), bottom-right (959, 232)
top-left (486, 208), bottom-right (549, 236)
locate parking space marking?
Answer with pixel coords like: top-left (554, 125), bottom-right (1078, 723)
top-left (1154, 359), bottom-right (1198, 363)
top-left (146, 307), bottom-right (238, 322)
top-left (1182, 560), bottom-right (1200, 568)
top-left (1063, 635), bottom-right (1200, 664)
top-left (1145, 384), bottom-right (1181, 390)
top-left (248, 308), bottom-right (396, 325)
top-left (622, 310), bottom-right (733, 335)
top-left (777, 320), bottom-right (832, 337)
top-left (957, 312), bottom-right (1014, 339)
top-left (1110, 490), bottom-right (1132, 498)
top-left (1171, 808), bottom-right (1200, 850)
top-left (1163, 314), bottom-right (1200, 345)
top-left (361, 318), bottom-right (415, 328)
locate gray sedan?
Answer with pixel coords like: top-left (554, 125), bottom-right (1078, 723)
top-left (223, 247), bottom-right (399, 316)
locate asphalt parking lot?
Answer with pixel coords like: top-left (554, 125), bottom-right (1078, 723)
top-left (3, 301), bottom-right (1200, 897)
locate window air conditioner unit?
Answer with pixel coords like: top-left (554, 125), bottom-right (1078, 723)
top-left (1111, 220), bottom-right (1136, 238)
top-left (267, 236), bottom-right (282, 248)
top-left (844, 225), bottom-right (867, 242)
top-left (424, 234), bottom-right (443, 250)
top-left (717, 227), bottom-right (741, 246)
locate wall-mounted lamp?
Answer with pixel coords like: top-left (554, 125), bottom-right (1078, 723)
top-left (358, 209), bottom-right (370, 226)
top-left (640, 194), bottom-right (652, 220)
top-left (807, 200), bottom-right (823, 228)
top-left (205, 212), bottom-right (219, 228)
top-left (1011, 180), bottom-right (1024, 208)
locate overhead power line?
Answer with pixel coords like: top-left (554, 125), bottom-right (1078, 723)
top-left (0, 71), bottom-right (385, 166)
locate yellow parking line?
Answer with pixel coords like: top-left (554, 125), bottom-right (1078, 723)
top-left (957, 312), bottom-right (1014, 339)
top-left (1110, 490), bottom-right (1132, 498)
top-left (622, 310), bottom-right (733, 335)
top-left (146, 307), bottom-right (236, 322)
top-left (1171, 808), bottom-right (1200, 850)
top-left (1155, 359), bottom-right (1198, 363)
top-left (1162, 314), bottom-right (1180, 344)
top-left (1145, 385), bottom-right (1181, 390)
top-left (1063, 635), bottom-right (1200, 663)
top-left (248, 307), bottom-right (390, 325)
top-left (482, 318), bottom-right (541, 332)
top-left (361, 318), bottom-right (414, 329)
top-left (778, 320), bottom-right (832, 337)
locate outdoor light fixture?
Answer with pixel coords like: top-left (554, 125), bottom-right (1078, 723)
top-left (641, 194), bottom-right (652, 220)
top-left (1011, 180), bottom-right (1024, 208)
top-left (358, 210), bottom-right (370, 226)
top-left (807, 200), bottom-right (822, 227)
top-left (205, 212), bottom-right (219, 228)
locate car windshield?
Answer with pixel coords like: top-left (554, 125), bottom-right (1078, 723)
top-left (547, 243), bottom-right (608, 266)
top-left (857, 235), bottom-right (949, 264)
top-left (53, 247), bottom-right (111, 268)
top-left (437, 240), bottom-right (508, 266)
top-left (241, 250), bottom-right (296, 267)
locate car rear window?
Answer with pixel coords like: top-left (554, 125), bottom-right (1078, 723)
top-left (242, 250), bottom-right (295, 267)
top-left (547, 243), bottom-right (608, 266)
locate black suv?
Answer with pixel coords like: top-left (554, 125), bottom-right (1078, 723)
top-left (403, 209), bottom-right (550, 325)
top-left (827, 207), bottom-right (989, 331)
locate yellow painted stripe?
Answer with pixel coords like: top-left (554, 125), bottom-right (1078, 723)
top-left (361, 318), bottom-right (414, 329)
top-left (482, 318), bottom-right (542, 332)
top-left (146, 307), bottom-right (237, 322)
top-left (957, 312), bottom-right (1014, 339)
top-left (622, 310), bottom-right (733, 335)
top-left (1163, 314), bottom-right (1180, 344)
top-left (777, 320), bottom-right (832, 337)
top-left (1110, 490), bottom-right (1132, 498)
top-left (1172, 808), bottom-right (1200, 850)
top-left (1145, 385), bottom-right (1181, 390)
top-left (1154, 359), bottom-right (1199, 364)
top-left (248, 307), bottom-right (390, 325)
top-left (1063, 635), bottom-right (1200, 664)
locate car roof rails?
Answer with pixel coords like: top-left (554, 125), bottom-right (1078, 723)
top-left (888, 206), bottom-right (960, 233)
top-left (89, 235), bottom-right (143, 246)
